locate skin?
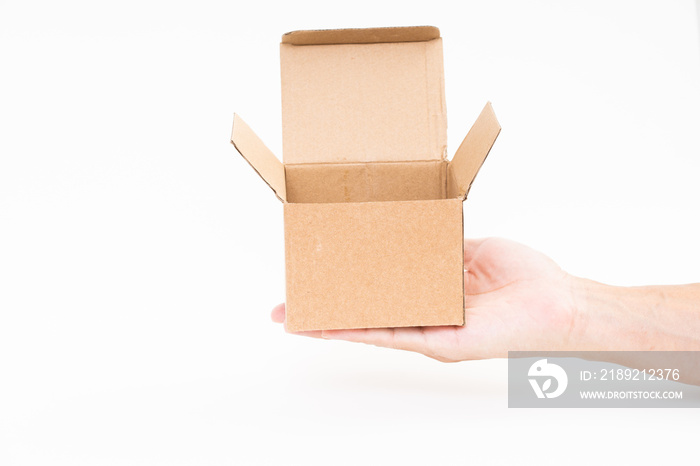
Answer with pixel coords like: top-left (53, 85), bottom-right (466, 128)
top-left (271, 238), bottom-right (700, 379)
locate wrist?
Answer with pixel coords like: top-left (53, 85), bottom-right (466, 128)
top-left (567, 276), bottom-right (624, 351)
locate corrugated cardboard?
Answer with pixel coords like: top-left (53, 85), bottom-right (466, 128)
top-left (231, 26), bottom-right (501, 331)
top-left (280, 37), bottom-right (446, 164)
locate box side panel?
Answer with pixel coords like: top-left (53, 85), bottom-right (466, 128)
top-left (284, 199), bottom-right (464, 331)
top-left (285, 160), bottom-right (446, 203)
top-left (280, 39), bottom-right (446, 164)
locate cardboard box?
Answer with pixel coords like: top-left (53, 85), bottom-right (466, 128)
top-left (231, 26), bottom-right (501, 332)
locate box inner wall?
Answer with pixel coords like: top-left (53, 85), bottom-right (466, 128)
top-left (285, 160), bottom-right (461, 203)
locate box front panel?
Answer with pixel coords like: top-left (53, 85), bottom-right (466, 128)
top-left (284, 199), bottom-right (464, 331)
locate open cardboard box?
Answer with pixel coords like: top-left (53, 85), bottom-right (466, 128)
top-left (231, 26), bottom-right (501, 332)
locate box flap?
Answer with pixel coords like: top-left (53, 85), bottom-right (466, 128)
top-left (448, 103), bottom-right (501, 200)
top-left (280, 27), bottom-right (446, 164)
top-left (230, 114), bottom-right (286, 202)
top-left (282, 26), bottom-right (440, 45)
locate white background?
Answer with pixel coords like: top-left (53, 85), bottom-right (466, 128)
top-left (1, 0), bottom-right (699, 464)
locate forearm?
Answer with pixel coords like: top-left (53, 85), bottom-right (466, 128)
top-left (570, 278), bottom-right (700, 351)
top-left (568, 278), bottom-right (700, 384)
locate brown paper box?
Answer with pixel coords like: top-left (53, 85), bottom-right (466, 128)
top-left (230, 26), bottom-right (501, 332)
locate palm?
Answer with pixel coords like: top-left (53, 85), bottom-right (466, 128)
top-left (428, 238), bottom-right (576, 361)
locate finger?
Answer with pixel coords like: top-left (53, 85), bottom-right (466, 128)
top-left (290, 329), bottom-right (324, 338)
top-left (271, 303), bottom-right (285, 323)
top-left (463, 237), bottom-right (489, 267)
top-left (272, 304), bottom-right (324, 338)
top-left (321, 327), bottom-right (429, 354)
top-left (282, 318), bottom-right (324, 338)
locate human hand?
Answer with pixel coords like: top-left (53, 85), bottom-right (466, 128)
top-left (271, 238), bottom-right (580, 362)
